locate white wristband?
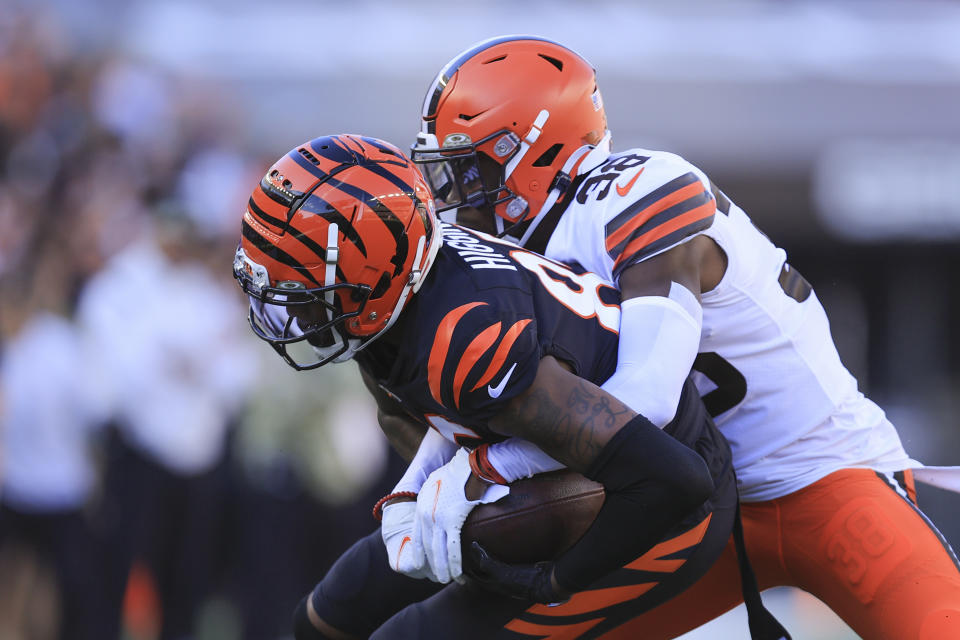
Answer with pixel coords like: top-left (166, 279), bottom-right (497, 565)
top-left (481, 438), bottom-right (564, 484)
top-left (392, 428), bottom-right (458, 494)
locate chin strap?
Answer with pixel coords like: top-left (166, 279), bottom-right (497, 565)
top-left (322, 222), bottom-right (358, 364)
top-left (517, 171), bottom-right (590, 255)
top-left (513, 131), bottom-right (613, 248)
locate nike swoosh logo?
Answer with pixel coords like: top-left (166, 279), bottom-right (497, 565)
top-left (615, 167), bottom-right (645, 197)
top-left (431, 479), bottom-right (441, 522)
top-left (487, 362), bottom-right (518, 399)
top-left (396, 536), bottom-right (412, 570)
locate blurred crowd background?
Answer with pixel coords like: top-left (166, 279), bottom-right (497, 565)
top-left (0, 1), bottom-right (958, 639)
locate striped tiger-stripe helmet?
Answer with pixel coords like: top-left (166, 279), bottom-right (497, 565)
top-left (234, 134), bottom-right (443, 370)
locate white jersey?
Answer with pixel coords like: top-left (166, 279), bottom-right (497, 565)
top-left (77, 237), bottom-right (258, 475)
top-left (539, 147), bottom-right (918, 501)
top-left (1, 313), bottom-right (107, 511)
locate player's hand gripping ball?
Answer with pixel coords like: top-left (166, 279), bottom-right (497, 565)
top-left (415, 449), bottom-right (510, 583)
top-left (461, 469), bottom-right (604, 564)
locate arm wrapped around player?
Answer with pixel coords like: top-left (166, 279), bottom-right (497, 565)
top-left (467, 356), bottom-right (715, 601)
top-left (554, 412), bottom-right (713, 591)
top-left (599, 282), bottom-right (702, 426)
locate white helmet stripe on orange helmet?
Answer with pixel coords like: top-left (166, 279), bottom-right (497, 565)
top-left (504, 109), bottom-right (550, 182)
top-left (324, 222), bottom-right (339, 306)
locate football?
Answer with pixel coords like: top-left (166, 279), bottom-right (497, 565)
top-left (461, 469), bottom-right (605, 564)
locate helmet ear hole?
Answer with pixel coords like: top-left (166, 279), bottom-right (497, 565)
top-left (538, 54), bottom-right (563, 71)
top-left (533, 143), bottom-right (564, 167)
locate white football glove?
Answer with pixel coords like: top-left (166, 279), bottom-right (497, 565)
top-left (414, 448), bottom-right (510, 583)
top-left (381, 500), bottom-right (436, 581)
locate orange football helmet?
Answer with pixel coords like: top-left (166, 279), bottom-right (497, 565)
top-left (234, 134), bottom-right (442, 370)
top-left (412, 35), bottom-right (609, 231)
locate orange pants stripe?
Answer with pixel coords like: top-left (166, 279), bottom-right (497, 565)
top-left (599, 468), bottom-right (960, 640)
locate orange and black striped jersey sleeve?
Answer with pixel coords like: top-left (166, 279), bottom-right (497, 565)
top-left (424, 299), bottom-right (539, 424)
top-left (358, 223), bottom-right (620, 443)
top-left (604, 171), bottom-right (715, 280)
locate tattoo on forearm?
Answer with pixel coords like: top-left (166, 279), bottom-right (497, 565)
top-left (494, 378), bottom-right (633, 470)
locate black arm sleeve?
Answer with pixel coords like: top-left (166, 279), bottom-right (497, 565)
top-left (552, 412), bottom-right (715, 592)
top-left (293, 593), bottom-right (328, 640)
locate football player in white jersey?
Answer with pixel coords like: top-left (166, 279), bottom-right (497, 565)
top-left (411, 35), bottom-right (960, 639)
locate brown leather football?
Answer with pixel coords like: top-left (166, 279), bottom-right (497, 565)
top-left (461, 469), bottom-right (605, 564)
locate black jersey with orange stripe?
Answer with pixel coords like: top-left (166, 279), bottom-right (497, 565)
top-left (356, 223), bottom-right (620, 446)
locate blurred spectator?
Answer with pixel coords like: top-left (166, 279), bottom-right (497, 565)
top-left (75, 207), bottom-right (258, 639)
top-left (1, 13), bottom-right (403, 636)
top-left (227, 353), bottom-right (402, 639)
top-left (0, 224), bottom-right (112, 640)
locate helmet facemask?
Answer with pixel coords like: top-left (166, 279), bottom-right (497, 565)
top-left (411, 129), bottom-right (524, 220)
top-left (234, 245), bottom-right (370, 370)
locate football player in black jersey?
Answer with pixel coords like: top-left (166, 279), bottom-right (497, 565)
top-left (233, 135), bottom-right (749, 639)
